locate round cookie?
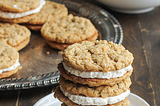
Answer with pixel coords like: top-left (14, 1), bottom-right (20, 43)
top-left (54, 86), bottom-right (130, 106)
top-left (25, 1), bottom-right (68, 30)
top-left (0, 42), bottom-right (21, 78)
top-left (0, 23), bottom-right (31, 51)
top-left (0, 0), bottom-right (40, 13)
top-left (58, 62), bottom-right (133, 87)
top-left (63, 40), bottom-right (134, 72)
top-left (41, 14), bottom-right (98, 44)
top-left (59, 76), bottom-right (131, 98)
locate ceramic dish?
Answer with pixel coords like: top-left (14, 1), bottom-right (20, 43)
top-left (97, 0), bottom-right (160, 14)
top-left (34, 92), bottom-right (150, 106)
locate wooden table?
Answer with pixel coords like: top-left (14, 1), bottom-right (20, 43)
top-left (0, 1), bottom-right (160, 106)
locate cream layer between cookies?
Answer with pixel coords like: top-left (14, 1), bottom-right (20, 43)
top-left (0, 0), bottom-right (46, 19)
top-left (60, 86), bottom-right (130, 105)
top-left (62, 62), bottom-right (132, 79)
top-left (0, 59), bottom-right (20, 74)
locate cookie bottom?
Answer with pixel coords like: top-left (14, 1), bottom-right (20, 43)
top-left (46, 32), bottom-right (98, 51)
top-left (58, 63), bottom-right (133, 87)
top-left (23, 24), bottom-right (42, 31)
top-left (0, 14), bottom-right (36, 23)
top-left (14, 37), bottom-right (30, 51)
top-left (0, 66), bottom-right (21, 78)
top-left (54, 86), bottom-right (130, 106)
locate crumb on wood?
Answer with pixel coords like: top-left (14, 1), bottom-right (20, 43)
top-left (47, 51), bottom-right (50, 55)
top-left (58, 51), bottom-right (63, 54)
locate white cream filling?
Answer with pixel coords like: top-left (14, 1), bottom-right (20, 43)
top-left (0, 0), bottom-right (46, 19)
top-left (62, 62), bottom-right (132, 79)
top-left (0, 59), bottom-right (20, 74)
top-left (60, 86), bottom-right (130, 105)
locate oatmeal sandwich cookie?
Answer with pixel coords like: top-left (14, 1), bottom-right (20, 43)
top-left (55, 86), bottom-right (130, 106)
top-left (24, 1), bottom-right (68, 31)
top-left (54, 40), bottom-right (134, 106)
top-left (0, 23), bottom-right (31, 51)
top-left (0, 42), bottom-right (21, 78)
top-left (41, 14), bottom-right (98, 50)
top-left (0, 0), bottom-right (46, 23)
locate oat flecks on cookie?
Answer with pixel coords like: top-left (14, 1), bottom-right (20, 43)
top-left (0, 0), bottom-right (40, 13)
top-left (63, 40), bottom-right (134, 72)
top-left (0, 23), bottom-right (31, 51)
top-left (0, 42), bottom-right (19, 69)
top-left (27, 1), bottom-right (68, 25)
top-left (41, 14), bottom-right (98, 44)
top-left (60, 76), bottom-right (131, 98)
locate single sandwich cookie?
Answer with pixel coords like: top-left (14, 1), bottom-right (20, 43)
top-left (0, 23), bottom-right (31, 51)
top-left (0, 0), bottom-right (40, 13)
top-left (0, 42), bottom-right (21, 78)
top-left (54, 86), bottom-right (130, 106)
top-left (58, 40), bottom-right (134, 86)
top-left (59, 76), bottom-right (131, 98)
top-left (24, 1), bottom-right (68, 31)
top-left (41, 14), bottom-right (98, 50)
top-left (0, 0), bottom-right (46, 23)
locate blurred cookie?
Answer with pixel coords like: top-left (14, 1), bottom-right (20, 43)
top-left (24, 1), bottom-right (68, 31)
top-left (41, 14), bottom-right (98, 50)
top-left (0, 42), bottom-right (21, 78)
top-left (54, 86), bottom-right (130, 106)
top-left (0, 0), bottom-right (40, 13)
top-left (0, 23), bottom-right (31, 51)
top-left (0, 0), bottom-right (46, 23)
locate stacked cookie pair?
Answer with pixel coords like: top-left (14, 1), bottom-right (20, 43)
top-left (0, 0), bottom-right (68, 31)
top-left (54, 40), bottom-right (134, 106)
top-left (0, 23), bottom-right (32, 78)
top-left (41, 14), bottom-right (98, 50)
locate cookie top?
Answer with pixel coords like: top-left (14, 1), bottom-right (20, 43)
top-left (63, 40), bottom-right (134, 72)
top-left (0, 23), bottom-right (31, 47)
top-left (41, 14), bottom-right (97, 44)
top-left (27, 1), bottom-right (68, 25)
top-left (0, 42), bottom-right (19, 69)
top-left (0, 0), bottom-right (40, 13)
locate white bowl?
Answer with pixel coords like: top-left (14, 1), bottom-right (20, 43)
top-left (97, 0), bottom-right (160, 14)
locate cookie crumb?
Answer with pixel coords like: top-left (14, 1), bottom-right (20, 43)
top-left (47, 51), bottom-right (50, 55)
top-left (58, 51), bottom-right (63, 54)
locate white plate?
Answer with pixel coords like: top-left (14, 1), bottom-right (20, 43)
top-left (34, 92), bottom-right (150, 106)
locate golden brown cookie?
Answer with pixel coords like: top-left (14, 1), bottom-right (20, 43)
top-left (63, 40), bottom-right (134, 72)
top-left (58, 63), bottom-right (133, 87)
top-left (54, 86), bottom-right (130, 106)
top-left (0, 42), bottom-right (21, 78)
top-left (0, 23), bottom-right (31, 51)
top-left (27, 1), bottom-right (68, 25)
top-left (0, 0), bottom-right (40, 13)
top-left (41, 14), bottom-right (98, 44)
top-left (59, 76), bottom-right (131, 98)
top-left (46, 32), bottom-right (98, 50)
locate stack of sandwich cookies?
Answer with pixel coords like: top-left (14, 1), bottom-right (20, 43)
top-left (0, 23), bottom-right (31, 51)
top-left (0, 42), bottom-right (21, 78)
top-left (41, 14), bottom-right (98, 50)
top-left (24, 1), bottom-right (68, 31)
top-left (54, 40), bottom-right (134, 106)
top-left (0, 0), bottom-right (46, 23)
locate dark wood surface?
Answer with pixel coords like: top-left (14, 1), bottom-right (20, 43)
top-left (0, 1), bottom-right (160, 106)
